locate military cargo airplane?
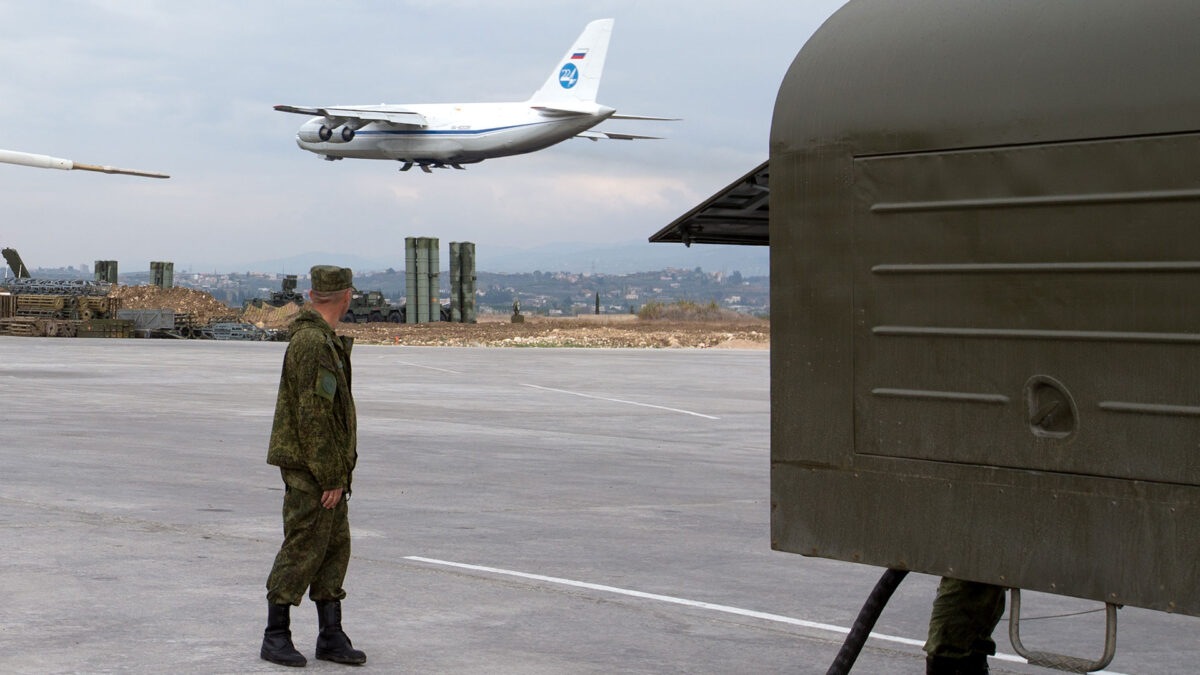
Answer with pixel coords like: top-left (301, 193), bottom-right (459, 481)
top-left (273, 18), bottom-right (676, 172)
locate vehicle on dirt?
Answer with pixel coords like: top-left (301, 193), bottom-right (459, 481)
top-left (342, 290), bottom-right (404, 324)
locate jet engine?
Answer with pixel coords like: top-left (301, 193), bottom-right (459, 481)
top-left (298, 125), bottom-right (355, 144)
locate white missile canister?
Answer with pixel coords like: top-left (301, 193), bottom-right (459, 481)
top-left (0, 148), bottom-right (168, 178)
top-left (0, 149), bottom-right (74, 170)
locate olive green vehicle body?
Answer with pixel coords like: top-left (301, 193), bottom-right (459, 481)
top-left (3, 248), bottom-right (30, 278)
top-left (343, 290), bottom-right (403, 324)
top-left (770, 0), bottom-right (1200, 616)
top-left (249, 275), bottom-right (307, 309)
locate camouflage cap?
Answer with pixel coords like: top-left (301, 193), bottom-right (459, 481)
top-left (310, 265), bottom-right (354, 292)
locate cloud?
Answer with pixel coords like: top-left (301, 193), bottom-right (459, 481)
top-left (538, 172), bottom-right (698, 209)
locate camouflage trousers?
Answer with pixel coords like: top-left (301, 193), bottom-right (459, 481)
top-left (266, 485), bottom-right (351, 606)
top-left (924, 577), bottom-right (1007, 659)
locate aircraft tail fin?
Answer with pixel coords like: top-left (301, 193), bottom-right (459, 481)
top-left (529, 18), bottom-right (613, 105)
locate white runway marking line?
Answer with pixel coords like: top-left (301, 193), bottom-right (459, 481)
top-left (394, 360), bottom-right (464, 375)
top-left (520, 383), bottom-right (719, 420)
top-left (403, 556), bottom-right (1132, 675)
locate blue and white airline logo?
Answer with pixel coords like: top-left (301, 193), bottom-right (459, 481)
top-left (559, 63), bottom-right (579, 89)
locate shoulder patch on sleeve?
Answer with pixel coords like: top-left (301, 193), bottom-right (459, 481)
top-left (316, 367), bottom-right (338, 401)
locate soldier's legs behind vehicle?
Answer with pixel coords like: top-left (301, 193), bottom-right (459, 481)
top-left (925, 577), bottom-right (1006, 660)
top-left (266, 486), bottom-right (350, 605)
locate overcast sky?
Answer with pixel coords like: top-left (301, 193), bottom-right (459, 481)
top-left (0, 0), bottom-right (846, 271)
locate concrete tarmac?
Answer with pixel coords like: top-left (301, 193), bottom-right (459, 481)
top-left (0, 338), bottom-right (1194, 674)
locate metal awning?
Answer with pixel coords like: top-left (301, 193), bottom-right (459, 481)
top-left (649, 161), bottom-right (768, 246)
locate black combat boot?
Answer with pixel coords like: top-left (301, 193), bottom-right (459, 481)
top-left (315, 599), bottom-right (367, 665)
top-left (261, 603), bottom-right (307, 667)
top-left (926, 653), bottom-right (989, 675)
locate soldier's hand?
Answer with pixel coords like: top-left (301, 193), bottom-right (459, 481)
top-left (321, 488), bottom-right (343, 509)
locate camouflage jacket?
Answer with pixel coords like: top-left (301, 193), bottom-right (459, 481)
top-left (267, 309), bottom-right (357, 492)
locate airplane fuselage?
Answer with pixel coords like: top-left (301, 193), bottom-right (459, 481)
top-left (295, 102), bottom-right (615, 165)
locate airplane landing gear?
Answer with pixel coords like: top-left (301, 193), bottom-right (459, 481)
top-left (398, 159), bottom-right (467, 173)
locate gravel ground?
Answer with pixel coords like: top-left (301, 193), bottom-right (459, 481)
top-left (334, 314), bottom-right (770, 348)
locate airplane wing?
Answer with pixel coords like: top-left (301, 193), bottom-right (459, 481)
top-left (531, 105), bottom-right (680, 122)
top-left (531, 104), bottom-right (600, 116)
top-left (575, 131), bottom-right (663, 141)
top-left (273, 104), bottom-right (427, 127)
top-left (609, 114), bottom-right (681, 121)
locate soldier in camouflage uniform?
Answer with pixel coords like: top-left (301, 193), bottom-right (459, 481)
top-left (260, 265), bottom-right (366, 668)
top-left (924, 578), bottom-right (1006, 674)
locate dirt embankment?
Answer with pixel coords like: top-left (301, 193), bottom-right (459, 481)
top-left (110, 286), bottom-right (239, 324)
top-left (109, 286), bottom-right (770, 349)
top-left (241, 302), bottom-right (308, 330)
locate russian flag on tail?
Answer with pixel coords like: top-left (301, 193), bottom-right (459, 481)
top-left (571, 50), bottom-right (588, 60)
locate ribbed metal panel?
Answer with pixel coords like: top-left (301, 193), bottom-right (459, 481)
top-left (150, 261), bottom-right (174, 289)
top-left (461, 242), bottom-right (476, 323)
top-left (770, 0), bottom-right (1200, 616)
top-left (427, 238), bottom-right (440, 322)
top-left (405, 237), bottom-right (417, 324)
top-left (415, 242), bottom-right (429, 323)
top-left (449, 242), bottom-right (461, 322)
top-left (94, 260), bottom-right (118, 285)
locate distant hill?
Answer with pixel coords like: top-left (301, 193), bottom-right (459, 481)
top-left (206, 241), bottom-right (769, 277)
top-left (480, 241), bottom-right (769, 276)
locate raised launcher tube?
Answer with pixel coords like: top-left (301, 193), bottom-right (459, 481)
top-left (2, 248), bottom-right (30, 279)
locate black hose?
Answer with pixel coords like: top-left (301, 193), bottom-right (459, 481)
top-left (825, 568), bottom-right (910, 675)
